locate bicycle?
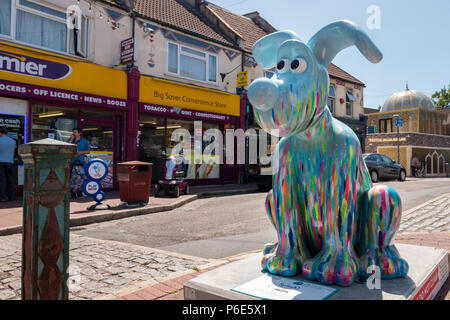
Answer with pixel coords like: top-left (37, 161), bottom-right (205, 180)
top-left (414, 164), bottom-right (425, 177)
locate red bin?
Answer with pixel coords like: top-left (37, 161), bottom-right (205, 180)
top-left (117, 161), bottom-right (153, 204)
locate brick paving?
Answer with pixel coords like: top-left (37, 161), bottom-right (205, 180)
top-left (0, 233), bottom-right (224, 300)
top-left (399, 193), bottom-right (450, 233)
top-left (0, 191), bottom-right (448, 300)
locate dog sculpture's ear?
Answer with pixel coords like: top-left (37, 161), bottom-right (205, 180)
top-left (307, 20), bottom-right (382, 67)
top-left (252, 30), bottom-right (302, 69)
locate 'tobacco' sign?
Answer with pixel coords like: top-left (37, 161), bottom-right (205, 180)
top-left (120, 38), bottom-right (135, 65)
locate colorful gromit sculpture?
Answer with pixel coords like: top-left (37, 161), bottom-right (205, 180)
top-left (248, 20), bottom-right (408, 286)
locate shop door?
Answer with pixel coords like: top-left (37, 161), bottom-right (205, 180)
top-left (80, 119), bottom-right (118, 189)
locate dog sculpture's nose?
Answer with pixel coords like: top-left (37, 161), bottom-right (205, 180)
top-left (248, 78), bottom-right (279, 112)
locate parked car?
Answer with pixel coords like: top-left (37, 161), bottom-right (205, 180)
top-left (363, 153), bottom-right (406, 182)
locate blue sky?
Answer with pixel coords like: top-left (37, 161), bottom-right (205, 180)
top-left (210, 0), bottom-right (450, 109)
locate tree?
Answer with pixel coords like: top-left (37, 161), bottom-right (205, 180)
top-left (431, 85), bottom-right (450, 109)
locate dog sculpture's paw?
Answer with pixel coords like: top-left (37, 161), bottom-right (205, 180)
top-left (261, 250), bottom-right (299, 277)
top-left (302, 249), bottom-right (360, 286)
top-left (359, 246), bottom-right (409, 279)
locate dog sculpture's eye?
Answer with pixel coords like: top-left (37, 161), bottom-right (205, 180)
top-left (277, 59), bottom-right (289, 73)
top-left (291, 58), bottom-right (307, 74)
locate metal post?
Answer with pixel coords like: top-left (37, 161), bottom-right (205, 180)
top-left (398, 129), bottom-right (400, 164)
top-left (393, 114), bottom-right (400, 163)
top-left (19, 139), bottom-right (76, 300)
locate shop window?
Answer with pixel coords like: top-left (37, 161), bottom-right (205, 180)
top-left (32, 105), bottom-right (78, 142)
top-left (167, 41), bottom-right (218, 84)
top-left (346, 90), bottom-right (356, 117)
top-left (328, 85), bottom-right (335, 114)
top-left (1, 0), bottom-right (88, 57)
top-left (165, 118), bottom-right (220, 179)
top-left (139, 115), bottom-right (165, 159)
top-left (0, 0), bottom-right (12, 36)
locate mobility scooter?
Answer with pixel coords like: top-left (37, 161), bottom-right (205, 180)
top-left (154, 152), bottom-right (189, 198)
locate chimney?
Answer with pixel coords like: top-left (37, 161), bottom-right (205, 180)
top-left (184, 0), bottom-right (204, 9)
top-left (243, 11), bottom-right (277, 33)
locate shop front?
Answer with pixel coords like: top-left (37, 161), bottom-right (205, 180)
top-left (0, 42), bottom-right (128, 190)
top-left (139, 76), bottom-right (241, 185)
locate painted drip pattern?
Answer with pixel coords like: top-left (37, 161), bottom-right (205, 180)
top-left (248, 20), bottom-right (407, 286)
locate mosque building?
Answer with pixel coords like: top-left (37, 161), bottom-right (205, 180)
top-left (365, 86), bottom-right (450, 176)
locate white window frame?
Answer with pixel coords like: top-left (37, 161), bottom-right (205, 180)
top-left (166, 41), bottom-right (218, 85)
top-left (0, 0), bottom-right (14, 38)
top-left (0, 0), bottom-right (88, 58)
top-left (346, 90), bottom-right (354, 117)
top-left (328, 84), bottom-right (335, 114)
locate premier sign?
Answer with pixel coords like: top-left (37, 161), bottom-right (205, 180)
top-left (0, 50), bottom-right (72, 80)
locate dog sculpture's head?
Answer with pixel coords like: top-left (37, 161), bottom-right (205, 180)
top-left (248, 20), bottom-right (382, 137)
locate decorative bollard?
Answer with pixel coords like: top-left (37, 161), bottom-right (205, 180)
top-left (19, 138), bottom-right (76, 300)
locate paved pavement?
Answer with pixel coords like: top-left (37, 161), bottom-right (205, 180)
top-left (399, 193), bottom-right (450, 233)
top-left (0, 184), bottom-right (259, 235)
top-left (0, 181), bottom-right (448, 300)
top-left (72, 178), bottom-right (450, 259)
top-left (0, 233), bottom-right (224, 300)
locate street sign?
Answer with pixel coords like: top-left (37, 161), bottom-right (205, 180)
top-left (236, 71), bottom-right (248, 87)
top-left (120, 37), bottom-right (135, 65)
top-left (395, 118), bottom-right (403, 127)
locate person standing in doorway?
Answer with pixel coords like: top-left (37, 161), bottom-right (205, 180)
top-left (411, 156), bottom-right (420, 177)
top-left (68, 128), bottom-right (90, 198)
top-left (0, 127), bottom-right (17, 202)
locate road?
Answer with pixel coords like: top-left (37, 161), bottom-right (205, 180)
top-left (74, 177), bottom-right (450, 259)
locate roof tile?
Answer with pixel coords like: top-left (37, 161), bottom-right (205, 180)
top-left (206, 3), bottom-right (267, 52)
top-left (103, 0), bottom-right (234, 46)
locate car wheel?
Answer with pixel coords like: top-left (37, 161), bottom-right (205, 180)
top-left (174, 185), bottom-right (180, 198)
top-left (370, 170), bottom-right (379, 183)
top-left (154, 185), bottom-right (160, 197)
top-left (184, 184), bottom-right (189, 195)
top-left (398, 170), bottom-right (406, 181)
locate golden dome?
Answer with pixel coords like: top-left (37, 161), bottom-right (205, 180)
top-left (381, 89), bottom-right (435, 112)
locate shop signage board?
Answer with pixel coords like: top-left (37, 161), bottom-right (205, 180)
top-left (236, 71), bottom-right (248, 87)
top-left (367, 125), bottom-right (376, 134)
top-left (0, 43), bottom-right (128, 100)
top-left (140, 103), bottom-right (233, 122)
top-left (0, 79), bottom-right (128, 109)
top-left (0, 113), bottom-right (25, 163)
top-left (120, 37), bottom-right (135, 65)
top-left (368, 137), bottom-right (407, 143)
top-left (0, 49), bottom-right (72, 80)
top-left (140, 76), bottom-right (240, 117)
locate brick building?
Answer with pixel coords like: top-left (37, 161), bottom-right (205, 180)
top-left (365, 87), bottom-right (450, 176)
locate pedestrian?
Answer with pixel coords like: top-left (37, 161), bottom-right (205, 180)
top-left (0, 127), bottom-right (16, 202)
top-left (411, 156), bottom-right (420, 177)
top-left (68, 128), bottom-right (90, 199)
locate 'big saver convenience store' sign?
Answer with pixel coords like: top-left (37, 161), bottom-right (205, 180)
top-left (0, 42), bottom-right (127, 101)
top-left (140, 76), bottom-right (240, 117)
